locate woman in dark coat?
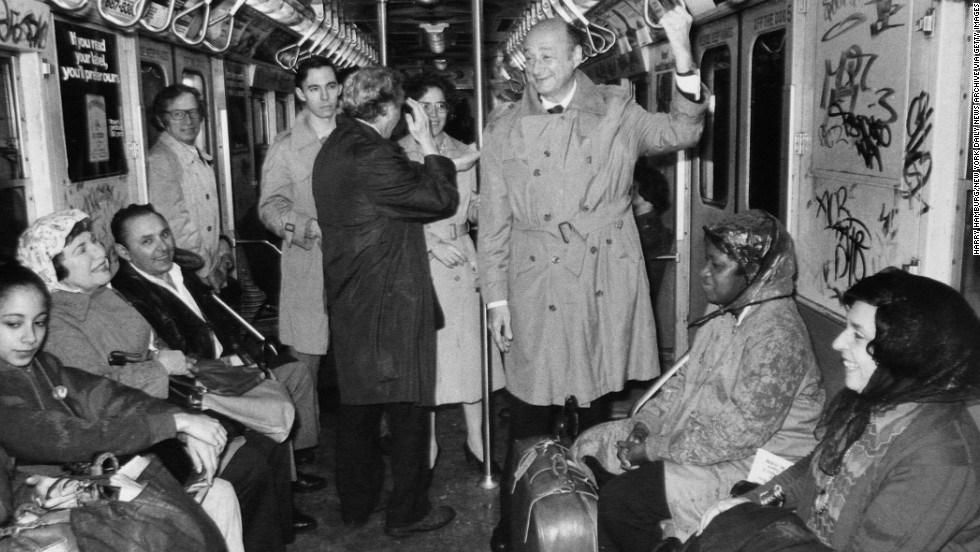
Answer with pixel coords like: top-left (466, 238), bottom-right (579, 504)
top-left (312, 66), bottom-right (459, 536)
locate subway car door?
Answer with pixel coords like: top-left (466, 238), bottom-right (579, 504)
top-left (687, 13), bottom-right (740, 334)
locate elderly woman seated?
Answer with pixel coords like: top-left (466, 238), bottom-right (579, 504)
top-left (698, 269), bottom-right (980, 551)
top-left (17, 209), bottom-right (303, 552)
top-left (0, 263), bottom-right (235, 551)
top-left (571, 210), bottom-right (826, 550)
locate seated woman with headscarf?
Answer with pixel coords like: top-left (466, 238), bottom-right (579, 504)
top-left (17, 209), bottom-right (298, 552)
top-left (697, 269), bottom-right (980, 552)
top-left (571, 210), bottom-right (826, 550)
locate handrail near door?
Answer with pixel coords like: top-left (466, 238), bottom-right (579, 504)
top-left (274, 0), bottom-right (325, 70)
top-left (171, 0), bottom-right (212, 45)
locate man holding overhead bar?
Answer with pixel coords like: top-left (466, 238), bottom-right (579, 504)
top-left (478, 4), bottom-right (709, 550)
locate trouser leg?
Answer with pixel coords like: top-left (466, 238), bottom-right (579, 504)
top-left (335, 403), bottom-right (386, 524)
top-left (287, 349), bottom-right (322, 449)
top-left (597, 461), bottom-right (671, 552)
top-left (272, 360), bottom-right (318, 450)
top-left (384, 402), bottom-right (432, 528)
top-left (219, 432), bottom-right (292, 552)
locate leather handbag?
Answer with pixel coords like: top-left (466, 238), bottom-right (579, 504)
top-left (510, 436), bottom-right (599, 552)
top-left (197, 379), bottom-right (296, 443)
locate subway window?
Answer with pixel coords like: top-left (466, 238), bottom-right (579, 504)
top-left (140, 61), bottom-right (167, 147)
top-left (747, 29), bottom-right (786, 220)
top-left (0, 56), bottom-right (25, 259)
top-left (275, 93), bottom-right (289, 134)
top-left (699, 45), bottom-right (731, 207)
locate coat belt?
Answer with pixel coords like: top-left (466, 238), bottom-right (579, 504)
top-left (430, 221), bottom-right (470, 241)
top-left (511, 202), bottom-right (631, 279)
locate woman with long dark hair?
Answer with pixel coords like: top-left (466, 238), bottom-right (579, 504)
top-left (700, 268), bottom-right (980, 551)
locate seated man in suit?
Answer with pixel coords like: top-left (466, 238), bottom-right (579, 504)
top-left (109, 203), bottom-right (325, 499)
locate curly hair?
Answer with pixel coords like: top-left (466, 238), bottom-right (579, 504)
top-left (815, 268), bottom-right (980, 475)
top-left (341, 67), bottom-right (404, 122)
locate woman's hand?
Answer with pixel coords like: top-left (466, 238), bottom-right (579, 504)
top-left (452, 149), bottom-right (481, 172)
top-left (155, 349), bottom-right (195, 376)
top-left (404, 98), bottom-right (438, 155)
top-left (698, 497), bottom-right (750, 535)
top-left (183, 434), bottom-right (221, 484)
top-left (174, 412), bottom-right (227, 450)
top-left (430, 241), bottom-right (469, 268)
top-left (616, 422), bottom-right (651, 469)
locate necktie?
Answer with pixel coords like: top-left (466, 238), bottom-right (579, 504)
top-left (547, 105), bottom-right (564, 114)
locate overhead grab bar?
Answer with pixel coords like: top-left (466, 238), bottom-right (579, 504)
top-left (202, 0), bottom-right (247, 52)
top-left (97, 0), bottom-right (151, 28)
top-left (140, 0), bottom-right (177, 33)
top-left (171, 0), bottom-right (212, 45)
top-left (275, 0), bottom-right (325, 69)
top-left (547, 0), bottom-right (574, 24)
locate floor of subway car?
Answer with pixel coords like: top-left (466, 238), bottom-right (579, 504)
top-left (289, 385), bottom-right (505, 551)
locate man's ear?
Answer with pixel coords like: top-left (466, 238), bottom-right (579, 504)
top-left (114, 243), bottom-right (131, 262)
top-left (572, 44), bottom-right (584, 66)
top-left (295, 87), bottom-right (307, 104)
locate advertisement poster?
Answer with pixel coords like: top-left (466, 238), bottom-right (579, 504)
top-left (55, 21), bottom-right (127, 182)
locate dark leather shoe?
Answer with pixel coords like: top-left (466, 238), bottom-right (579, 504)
top-left (293, 508), bottom-right (317, 532)
top-left (384, 505), bottom-right (457, 538)
top-left (490, 523), bottom-right (512, 552)
top-left (292, 472), bottom-right (327, 493)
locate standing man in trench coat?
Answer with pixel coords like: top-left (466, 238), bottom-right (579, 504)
top-left (478, 9), bottom-right (709, 551)
top-left (313, 67), bottom-right (460, 538)
top-left (259, 56), bottom-right (342, 463)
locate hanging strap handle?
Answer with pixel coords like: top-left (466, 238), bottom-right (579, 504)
top-left (202, 0), bottom-right (248, 52)
top-left (171, 0), bottom-right (212, 45)
top-left (139, 0), bottom-right (177, 33)
top-left (97, 0), bottom-right (151, 28)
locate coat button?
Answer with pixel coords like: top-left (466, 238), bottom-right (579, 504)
top-left (207, 226), bottom-right (213, 231)
top-left (543, 214), bottom-right (552, 222)
top-left (530, 255), bottom-right (536, 261)
top-left (548, 305), bottom-right (557, 311)
top-left (606, 238), bottom-right (612, 244)
top-left (544, 150), bottom-right (550, 157)
top-left (586, 156), bottom-right (592, 164)
top-left (205, 194), bottom-right (210, 200)
top-left (590, 246), bottom-right (598, 253)
top-left (581, 205), bottom-right (589, 211)
top-left (533, 169), bottom-right (541, 176)
top-left (551, 256), bottom-right (559, 263)
top-left (595, 290), bottom-right (604, 297)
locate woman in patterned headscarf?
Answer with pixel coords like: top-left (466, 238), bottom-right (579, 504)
top-left (571, 210), bottom-right (826, 551)
top-left (699, 269), bottom-right (980, 551)
top-left (17, 209), bottom-right (194, 397)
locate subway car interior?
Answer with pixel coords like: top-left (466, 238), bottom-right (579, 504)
top-left (0, 0), bottom-right (976, 548)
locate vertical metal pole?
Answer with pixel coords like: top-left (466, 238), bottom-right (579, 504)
top-left (377, 0), bottom-right (388, 66)
top-left (473, 0), bottom-right (497, 491)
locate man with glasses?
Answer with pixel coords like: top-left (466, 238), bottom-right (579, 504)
top-left (147, 84), bottom-right (224, 291)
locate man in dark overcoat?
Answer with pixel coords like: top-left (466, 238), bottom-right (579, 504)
top-left (312, 66), bottom-right (460, 537)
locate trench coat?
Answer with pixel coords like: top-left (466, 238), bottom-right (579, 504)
top-left (313, 117), bottom-right (459, 406)
top-left (399, 133), bottom-right (505, 404)
top-left (258, 109), bottom-right (330, 355)
top-left (478, 71), bottom-right (708, 406)
top-left (147, 131), bottom-right (221, 281)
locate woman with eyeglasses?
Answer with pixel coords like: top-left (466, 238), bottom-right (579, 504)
top-left (146, 85), bottom-right (226, 292)
top-left (398, 72), bottom-right (503, 474)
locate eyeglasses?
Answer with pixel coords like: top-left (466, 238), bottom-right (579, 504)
top-left (420, 102), bottom-right (449, 114)
top-left (165, 109), bottom-right (203, 121)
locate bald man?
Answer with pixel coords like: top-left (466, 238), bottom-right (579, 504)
top-left (478, 9), bottom-right (709, 551)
